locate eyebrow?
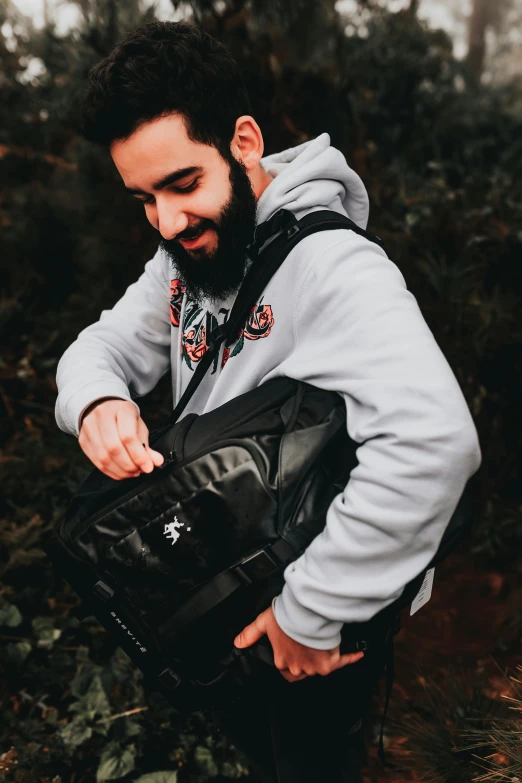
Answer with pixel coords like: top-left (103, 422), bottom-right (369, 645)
top-left (125, 165), bottom-right (204, 195)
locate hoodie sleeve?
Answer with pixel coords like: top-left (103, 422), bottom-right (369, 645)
top-left (55, 246), bottom-right (172, 438)
top-left (272, 232), bottom-right (482, 649)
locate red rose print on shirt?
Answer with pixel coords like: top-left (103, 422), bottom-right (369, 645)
top-left (170, 279), bottom-right (186, 327)
top-left (178, 294), bottom-right (274, 374)
top-left (184, 321), bottom-right (207, 363)
top-left (224, 298), bottom-right (275, 365)
top-left (244, 304), bottom-right (274, 340)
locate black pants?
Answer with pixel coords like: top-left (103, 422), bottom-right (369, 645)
top-left (211, 625), bottom-right (391, 783)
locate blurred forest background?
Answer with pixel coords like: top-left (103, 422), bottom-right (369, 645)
top-left (1, 0), bottom-right (522, 780)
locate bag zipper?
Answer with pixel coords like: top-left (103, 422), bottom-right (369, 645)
top-left (68, 437), bottom-right (275, 544)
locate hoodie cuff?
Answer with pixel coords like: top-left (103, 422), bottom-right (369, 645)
top-left (272, 587), bottom-right (343, 650)
top-left (58, 380), bottom-right (140, 438)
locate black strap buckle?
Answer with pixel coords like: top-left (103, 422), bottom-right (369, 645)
top-left (246, 209), bottom-right (299, 260)
top-left (92, 580), bottom-right (114, 602)
top-left (157, 667), bottom-right (182, 692)
top-left (234, 549), bottom-right (280, 585)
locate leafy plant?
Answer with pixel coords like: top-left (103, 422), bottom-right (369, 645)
top-left (1, 1), bottom-right (521, 781)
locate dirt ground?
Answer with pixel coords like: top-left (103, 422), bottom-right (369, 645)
top-left (361, 548), bottom-right (522, 782)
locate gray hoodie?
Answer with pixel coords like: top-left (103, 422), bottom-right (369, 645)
top-left (55, 133), bottom-right (482, 649)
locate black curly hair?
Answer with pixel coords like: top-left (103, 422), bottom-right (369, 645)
top-left (80, 21), bottom-right (253, 159)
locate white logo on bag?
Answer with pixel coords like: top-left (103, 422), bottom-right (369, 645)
top-left (109, 612), bottom-right (147, 652)
top-left (164, 516), bottom-right (190, 545)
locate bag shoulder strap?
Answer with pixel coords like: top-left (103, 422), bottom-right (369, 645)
top-left (167, 208), bottom-right (385, 425)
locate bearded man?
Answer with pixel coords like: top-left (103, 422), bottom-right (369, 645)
top-left (55, 20), bottom-right (481, 783)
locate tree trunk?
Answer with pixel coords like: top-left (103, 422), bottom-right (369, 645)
top-left (408, 0), bottom-right (420, 17)
top-left (466, 0), bottom-right (490, 87)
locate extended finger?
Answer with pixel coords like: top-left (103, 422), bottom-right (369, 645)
top-left (116, 409), bottom-right (155, 473)
top-left (334, 651), bottom-right (365, 670)
top-left (234, 613), bottom-right (267, 648)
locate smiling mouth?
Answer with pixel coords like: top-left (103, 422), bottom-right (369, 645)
top-left (180, 225), bottom-right (204, 240)
top-left (177, 226), bottom-right (210, 250)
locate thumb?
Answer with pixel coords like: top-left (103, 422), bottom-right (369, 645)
top-left (234, 617), bottom-right (266, 649)
top-left (148, 448), bottom-right (165, 466)
top-left (335, 651), bottom-right (365, 670)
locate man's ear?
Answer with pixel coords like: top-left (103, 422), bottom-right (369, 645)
top-left (231, 115), bottom-right (264, 171)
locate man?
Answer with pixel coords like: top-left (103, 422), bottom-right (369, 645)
top-left (55, 20), bottom-right (482, 782)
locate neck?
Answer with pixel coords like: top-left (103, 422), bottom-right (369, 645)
top-left (251, 163), bottom-right (274, 202)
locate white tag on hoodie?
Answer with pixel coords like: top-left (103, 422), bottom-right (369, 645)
top-left (410, 568), bottom-right (435, 616)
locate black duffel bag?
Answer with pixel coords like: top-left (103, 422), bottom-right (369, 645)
top-left (42, 209), bottom-right (474, 718)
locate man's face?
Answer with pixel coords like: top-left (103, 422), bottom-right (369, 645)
top-left (110, 113), bottom-right (258, 305)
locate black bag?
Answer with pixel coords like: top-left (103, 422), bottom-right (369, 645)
top-left (42, 209), bottom-right (474, 720)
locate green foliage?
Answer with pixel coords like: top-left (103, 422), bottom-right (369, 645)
top-left (458, 666), bottom-right (522, 781)
top-left (193, 746), bottom-right (219, 779)
top-left (6, 640), bottom-right (32, 665)
top-left (96, 741), bottom-right (137, 781)
top-left (32, 616), bottom-right (63, 648)
top-left (68, 673), bottom-right (112, 721)
top-left (135, 772), bottom-right (178, 782)
top-left (387, 667), bottom-right (513, 782)
top-left (0, 602), bottom-right (23, 627)
top-left (0, 1), bottom-right (521, 781)
top-left (59, 713), bottom-right (95, 749)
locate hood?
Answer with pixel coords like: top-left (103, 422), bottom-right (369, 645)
top-left (257, 132), bottom-right (369, 230)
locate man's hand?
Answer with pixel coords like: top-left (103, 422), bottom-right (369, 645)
top-left (233, 605), bottom-right (364, 683)
top-left (78, 398), bottom-right (164, 480)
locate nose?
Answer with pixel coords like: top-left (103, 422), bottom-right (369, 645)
top-left (156, 200), bottom-right (189, 241)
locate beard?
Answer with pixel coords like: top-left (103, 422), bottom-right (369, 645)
top-left (159, 151), bottom-right (258, 307)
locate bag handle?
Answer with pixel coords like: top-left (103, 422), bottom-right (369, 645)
top-left (166, 209), bottom-right (384, 426)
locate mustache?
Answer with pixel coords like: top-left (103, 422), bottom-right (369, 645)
top-left (175, 220), bottom-right (214, 241)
